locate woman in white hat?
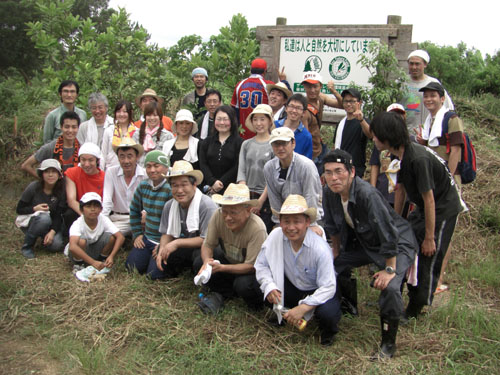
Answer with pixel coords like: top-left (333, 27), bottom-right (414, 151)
top-left (101, 100), bottom-right (138, 171)
top-left (237, 104), bottom-right (275, 232)
top-left (162, 109), bottom-right (200, 169)
top-left (16, 159), bottom-right (66, 258)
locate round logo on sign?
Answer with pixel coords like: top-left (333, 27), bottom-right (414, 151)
top-left (329, 56), bottom-right (351, 80)
top-left (304, 55), bottom-right (322, 73)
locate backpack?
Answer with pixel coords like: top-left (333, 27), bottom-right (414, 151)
top-left (442, 111), bottom-right (477, 184)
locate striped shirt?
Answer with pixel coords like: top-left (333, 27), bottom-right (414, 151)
top-left (130, 179), bottom-right (172, 243)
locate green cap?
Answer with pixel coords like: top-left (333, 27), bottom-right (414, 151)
top-left (144, 150), bottom-right (169, 167)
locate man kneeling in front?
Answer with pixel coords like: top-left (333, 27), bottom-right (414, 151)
top-left (254, 194), bottom-right (341, 346)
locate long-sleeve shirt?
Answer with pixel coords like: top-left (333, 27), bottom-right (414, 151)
top-left (129, 179), bottom-right (172, 243)
top-left (198, 133), bottom-right (243, 188)
top-left (255, 228), bottom-right (336, 306)
top-left (102, 165), bottom-right (146, 216)
top-left (16, 181), bottom-right (66, 232)
top-left (43, 104), bottom-right (87, 144)
top-left (263, 152), bottom-right (323, 223)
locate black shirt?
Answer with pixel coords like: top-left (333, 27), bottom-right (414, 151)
top-left (398, 143), bottom-right (464, 220)
top-left (335, 118), bottom-right (368, 177)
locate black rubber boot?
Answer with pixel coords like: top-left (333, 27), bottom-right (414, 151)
top-left (338, 276), bottom-right (359, 316)
top-left (400, 300), bottom-right (424, 325)
top-left (371, 317), bottom-right (399, 361)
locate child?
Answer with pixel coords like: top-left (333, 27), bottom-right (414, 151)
top-left (16, 159), bottom-right (66, 258)
top-left (68, 192), bottom-right (124, 271)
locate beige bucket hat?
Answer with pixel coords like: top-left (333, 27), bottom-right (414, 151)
top-left (271, 194), bottom-right (317, 222)
top-left (172, 109), bottom-right (198, 135)
top-left (211, 183), bottom-right (259, 206)
top-left (245, 104), bottom-right (275, 133)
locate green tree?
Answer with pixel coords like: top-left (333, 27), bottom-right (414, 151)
top-left (475, 51), bottom-right (500, 95)
top-left (356, 41), bottom-right (408, 119)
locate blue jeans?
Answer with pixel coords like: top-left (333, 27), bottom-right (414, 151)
top-left (125, 236), bottom-right (167, 280)
top-left (21, 214), bottom-right (64, 253)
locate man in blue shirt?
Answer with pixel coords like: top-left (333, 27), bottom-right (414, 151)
top-left (255, 194), bottom-right (341, 346)
top-left (274, 94), bottom-right (313, 159)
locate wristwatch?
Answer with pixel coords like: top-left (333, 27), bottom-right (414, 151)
top-left (385, 266), bottom-right (395, 274)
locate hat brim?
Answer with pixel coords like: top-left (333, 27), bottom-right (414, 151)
top-left (212, 194), bottom-right (259, 207)
top-left (266, 84), bottom-right (292, 99)
top-left (271, 207), bottom-right (317, 223)
top-left (302, 79), bottom-right (321, 85)
top-left (172, 120), bottom-right (198, 135)
top-left (166, 170), bottom-right (204, 186)
top-left (245, 112), bottom-right (275, 133)
top-left (112, 143), bottom-right (144, 157)
top-left (135, 94), bottom-right (164, 108)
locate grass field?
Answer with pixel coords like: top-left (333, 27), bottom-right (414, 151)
top-left (1, 98), bottom-right (499, 374)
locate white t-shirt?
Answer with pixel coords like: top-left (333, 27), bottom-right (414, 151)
top-left (69, 213), bottom-right (119, 244)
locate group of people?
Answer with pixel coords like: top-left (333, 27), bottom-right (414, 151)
top-left (15, 50), bottom-right (468, 359)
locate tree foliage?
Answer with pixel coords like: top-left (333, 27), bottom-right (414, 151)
top-left (355, 41), bottom-right (408, 119)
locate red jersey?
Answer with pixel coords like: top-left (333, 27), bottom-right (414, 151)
top-left (231, 74), bottom-right (274, 139)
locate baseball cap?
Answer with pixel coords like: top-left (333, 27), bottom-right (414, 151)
top-left (301, 71), bottom-right (323, 85)
top-left (418, 82), bottom-right (445, 96)
top-left (341, 88), bottom-right (362, 101)
top-left (80, 192), bottom-right (102, 205)
top-left (386, 103), bottom-right (406, 114)
top-left (251, 58), bottom-right (267, 71)
top-left (269, 127), bottom-right (295, 144)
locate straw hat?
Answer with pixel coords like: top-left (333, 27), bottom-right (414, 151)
top-left (271, 194), bottom-right (317, 222)
top-left (166, 160), bottom-right (203, 185)
top-left (112, 137), bottom-right (144, 157)
top-left (135, 88), bottom-right (164, 107)
top-left (245, 104), bottom-right (274, 133)
top-left (172, 109), bottom-right (198, 135)
top-left (211, 183), bottom-right (259, 206)
top-left (266, 81), bottom-right (292, 99)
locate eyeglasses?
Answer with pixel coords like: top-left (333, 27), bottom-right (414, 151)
top-left (287, 105), bottom-right (304, 112)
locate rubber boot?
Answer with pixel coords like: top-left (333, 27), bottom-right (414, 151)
top-left (338, 276), bottom-right (358, 316)
top-left (371, 317), bottom-right (399, 361)
top-left (400, 299), bottom-right (424, 325)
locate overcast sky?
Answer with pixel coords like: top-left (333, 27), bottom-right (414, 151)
top-left (109, 0), bottom-right (498, 57)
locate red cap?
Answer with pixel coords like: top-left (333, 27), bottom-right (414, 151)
top-left (251, 58), bottom-right (267, 71)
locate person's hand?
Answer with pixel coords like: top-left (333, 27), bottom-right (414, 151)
top-left (278, 66), bottom-right (286, 81)
top-left (93, 260), bottom-right (105, 271)
top-left (266, 289), bottom-right (282, 305)
top-left (372, 270), bottom-right (396, 290)
top-left (250, 200), bottom-right (263, 215)
top-left (156, 242), bottom-right (178, 270)
top-left (210, 260), bottom-right (224, 274)
top-left (43, 230), bottom-right (55, 246)
top-left (353, 102), bottom-right (364, 122)
top-left (212, 180), bottom-right (224, 193)
top-left (196, 259), bottom-right (212, 276)
top-left (415, 126), bottom-right (426, 145)
top-left (152, 244), bottom-right (159, 259)
top-left (103, 255), bottom-right (114, 268)
top-left (310, 226), bottom-right (324, 237)
top-left (134, 235), bottom-right (145, 249)
top-left (141, 210), bottom-right (147, 225)
top-left (283, 305), bottom-right (306, 327)
top-left (421, 237), bottom-right (436, 256)
top-left (33, 203), bottom-right (49, 212)
top-left (327, 80), bottom-right (336, 92)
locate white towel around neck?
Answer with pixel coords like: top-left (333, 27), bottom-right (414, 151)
top-left (422, 106), bottom-right (448, 147)
top-left (162, 136), bottom-right (199, 164)
top-left (334, 116), bottom-right (347, 149)
top-left (166, 188), bottom-right (203, 238)
top-left (199, 112), bottom-right (211, 139)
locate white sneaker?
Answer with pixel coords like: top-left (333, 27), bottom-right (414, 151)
top-left (75, 265), bottom-right (111, 282)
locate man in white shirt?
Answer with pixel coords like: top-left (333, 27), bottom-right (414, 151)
top-left (102, 139), bottom-right (146, 236)
top-left (255, 194), bottom-right (341, 346)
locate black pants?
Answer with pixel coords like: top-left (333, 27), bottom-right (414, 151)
top-left (193, 247), bottom-right (263, 309)
top-left (335, 247), bottom-right (411, 319)
top-left (280, 276), bottom-right (341, 335)
top-left (408, 212), bottom-right (458, 307)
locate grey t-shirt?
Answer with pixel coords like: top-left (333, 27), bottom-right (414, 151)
top-left (159, 192), bottom-right (217, 238)
top-left (34, 140), bottom-right (76, 171)
top-left (237, 138), bottom-right (274, 194)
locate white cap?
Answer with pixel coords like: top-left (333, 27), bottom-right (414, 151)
top-left (78, 142), bottom-right (102, 159)
top-left (301, 71), bottom-right (323, 84)
top-left (407, 50), bottom-right (430, 64)
top-left (386, 103), bottom-right (406, 114)
top-left (80, 192), bottom-right (102, 205)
